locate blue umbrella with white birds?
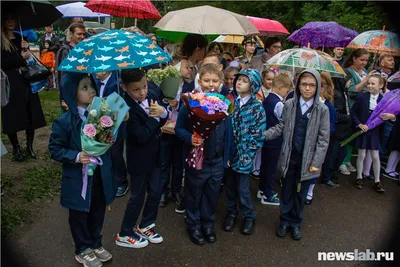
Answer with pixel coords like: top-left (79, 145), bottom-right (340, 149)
top-left (58, 29), bottom-right (172, 73)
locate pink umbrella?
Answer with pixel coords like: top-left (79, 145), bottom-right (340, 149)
top-left (246, 16), bottom-right (289, 36)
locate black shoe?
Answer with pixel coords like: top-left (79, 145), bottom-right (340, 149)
top-left (175, 199), bottom-right (185, 214)
top-left (159, 193), bottom-right (168, 207)
top-left (9, 134), bottom-right (26, 162)
top-left (26, 129), bottom-right (36, 159)
top-left (187, 229), bottom-right (205, 245)
top-left (203, 228), bottom-right (216, 243)
top-left (305, 198), bottom-right (313, 205)
top-left (291, 227), bottom-right (302, 241)
top-left (223, 214), bottom-right (236, 232)
top-left (171, 192), bottom-right (180, 203)
top-left (323, 180), bottom-right (341, 188)
top-left (241, 218), bottom-right (255, 235)
top-left (276, 224), bottom-right (288, 238)
top-left (116, 185), bottom-right (129, 197)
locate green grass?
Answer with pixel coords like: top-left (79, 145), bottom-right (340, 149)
top-left (1, 167), bottom-right (61, 235)
top-left (39, 89), bottom-right (62, 125)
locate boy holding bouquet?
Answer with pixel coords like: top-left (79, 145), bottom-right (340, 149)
top-left (175, 63), bottom-right (234, 245)
top-left (116, 69), bottom-right (168, 248)
top-left (49, 73), bottom-right (116, 267)
top-left (224, 69), bottom-right (266, 235)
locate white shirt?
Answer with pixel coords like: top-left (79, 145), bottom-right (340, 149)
top-left (261, 86), bottom-right (271, 98)
top-left (167, 85), bottom-right (183, 121)
top-left (99, 74), bottom-right (112, 98)
top-left (134, 98), bottom-right (167, 122)
top-left (270, 92), bottom-right (284, 119)
top-left (299, 96), bottom-right (314, 115)
top-left (369, 93), bottom-right (379, 110)
top-left (77, 106), bottom-right (87, 122)
top-left (237, 95), bottom-right (251, 108)
top-left (45, 33), bottom-right (53, 41)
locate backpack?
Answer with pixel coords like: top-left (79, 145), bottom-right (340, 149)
top-left (55, 44), bottom-right (71, 71)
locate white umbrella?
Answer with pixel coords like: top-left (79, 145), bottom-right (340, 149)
top-left (56, 1), bottom-right (110, 18)
top-left (154, 5), bottom-right (259, 36)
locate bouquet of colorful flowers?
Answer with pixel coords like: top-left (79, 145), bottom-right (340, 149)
top-left (147, 65), bottom-right (181, 102)
top-left (181, 91), bottom-right (233, 170)
top-left (80, 92), bottom-right (130, 199)
top-left (340, 88), bottom-right (400, 147)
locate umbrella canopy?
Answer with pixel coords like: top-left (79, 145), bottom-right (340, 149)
top-left (265, 48), bottom-right (346, 78)
top-left (388, 71), bottom-right (400, 83)
top-left (56, 1), bottom-right (110, 18)
top-left (288, 21), bottom-right (358, 48)
top-left (2, 0), bottom-right (63, 30)
top-left (246, 16), bottom-right (289, 36)
top-left (85, 0), bottom-right (161, 19)
top-left (213, 35), bottom-right (265, 48)
top-left (155, 30), bottom-right (219, 43)
top-left (58, 29), bottom-right (172, 73)
top-left (347, 30), bottom-right (400, 56)
top-left (154, 5), bottom-right (259, 36)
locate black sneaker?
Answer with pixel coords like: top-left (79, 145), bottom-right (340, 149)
top-left (175, 199), bottom-right (185, 214)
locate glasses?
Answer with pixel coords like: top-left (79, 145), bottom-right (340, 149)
top-left (272, 45), bottom-right (282, 49)
top-left (300, 82), bottom-right (317, 89)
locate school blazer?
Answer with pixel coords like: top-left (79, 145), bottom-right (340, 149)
top-left (124, 92), bottom-right (168, 174)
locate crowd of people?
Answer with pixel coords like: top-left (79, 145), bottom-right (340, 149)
top-left (2, 15), bottom-right (399, 267)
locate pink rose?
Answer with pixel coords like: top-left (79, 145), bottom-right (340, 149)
top-left (100, 115), bottom-right (114, 128)
top-left (83, 124), bottom-right (97, 138)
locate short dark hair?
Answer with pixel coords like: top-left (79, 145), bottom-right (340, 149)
top-left (207, 42), bottom-right (223, 54)
top-left (264, 37), bottom-right (281, 50)
top-left (69, 22), bottom-right (85, 33)
top-left (180, 34), bottom-right (208, 57)
top-left (121, 69), bottom-right (146, 85)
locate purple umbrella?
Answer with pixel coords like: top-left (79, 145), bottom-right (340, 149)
top-left (288, 21), bottom-right (358, 48)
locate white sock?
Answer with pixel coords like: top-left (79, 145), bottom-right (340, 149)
top-left (307, 184), bottom-right (315, 200)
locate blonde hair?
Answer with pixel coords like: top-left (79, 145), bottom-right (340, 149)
top-left (273, 73), bottom-right (292, 89)
top-left (369, 74), bottom-right (387, 94)
top-left (199, 63), bottom-right (223, 80)
top-left (320, 72), bottom-right (335, 102)
top-left (1, 23), bottom-right (15, 53)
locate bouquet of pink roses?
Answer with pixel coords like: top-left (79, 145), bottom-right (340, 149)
top-left (80, 92), bottom-right (130, 199)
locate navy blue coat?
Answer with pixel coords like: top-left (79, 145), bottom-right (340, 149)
top-left (351, 92), bottom-right (383, 135)
top-left (93, 71), bottom-right (123, 97)
top-left (124, 91), bottom-right (168, 174)
top-left (175, 105), bottom-right (234, 169)
top-left (49, 73), bottom-right (116, 212)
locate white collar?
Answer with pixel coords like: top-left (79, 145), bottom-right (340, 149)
top-left (237, 94), bottom-right (251, 106)
top-left (100, 73), bottom-right (112, 87)
top-left (370, 93), bottom-right (379, 99)
top-left (300, 96), bottom-right (314, 107)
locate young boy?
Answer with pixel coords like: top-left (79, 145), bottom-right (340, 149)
top-left (95, 71), bottom-right (128, 197)
top-left (224, 66), bottom-right (238, 94)
top-left (49, 73), bottom-right (115, 267)
top-left (259, 73), bottom-right (292, 206)
top-left (116, 69), bottom-right (168, 248)
top-left (264, 69), bottom-right (330, 240)
top-left (224, 69), bottom-right (266, 235)
top-left (175, 63), bottom-right (233, 245)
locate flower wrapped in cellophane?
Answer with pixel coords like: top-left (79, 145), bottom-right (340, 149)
top-left (340, 88), bottom-right (400, 147)
top-left (80, 92), bottom-right (130, 199)
top-left (181, 90), bottom-right (233, 170)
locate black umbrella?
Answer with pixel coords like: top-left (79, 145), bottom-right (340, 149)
top-left (1, 0), bottom-right (63, 30)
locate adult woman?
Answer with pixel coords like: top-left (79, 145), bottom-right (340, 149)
top-left (221, 51), bottom-right (234, 70)
top-left (340, 49), bottom-right (374, 176)
top-left (235, 36), bottom-right (257, 70)
top-left (207, 42), bottom-right (223, 56)
top-left (1, 14), bottom-right (46, 162)
top-left (251, 37), bottom-right (282, 73)
top-left (180, 34), bottom-right (208, 82)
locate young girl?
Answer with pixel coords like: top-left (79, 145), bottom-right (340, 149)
top-left (40, 40), bottom-right (55, 89)
top-left (252, 68), bottom-right (276, 180)
top-left (352, 74), bottom-right (395, 192)
top-left (306, 72), bottom-right (338, 204)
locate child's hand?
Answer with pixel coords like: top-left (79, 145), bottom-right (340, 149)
top-left (380, 113), bottom-right (396, 121)
top-left (169, 99), bottom-right (178, 108)
top-left (358, 124), bottom-right (369, 132)
top-left (192, 134), bottom-right (203, 146)
top-left (146, 100), bottom-right (165, 117)
top-left (123, 112), bottom-right (129, 121)
top-left (227, 160), bottom-right (231, 167)
top-left (309, 166), bottom-right (319, 172)
top-left (79, 152), bottom-right (91, 164)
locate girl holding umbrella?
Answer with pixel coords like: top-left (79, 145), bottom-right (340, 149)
top-left (1, 13), bottom-right (46, 162)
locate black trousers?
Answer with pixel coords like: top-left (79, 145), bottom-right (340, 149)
top-left (68, 169), bottom-right (106, 255)
top-left (111, 122), bottom-right (127, 187)
top-left (185, 158), bottom-right (224, 230)
top-left (120, 168), bottom-right (162, 236)
top-left (280, 150), bottom-right (313, 228)
top-left (160, 135), bottom-right (183, 196)
top-left (321, 137), bottom-right (347, 184)
top-left (259, 146), bottom-right (281, 198)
